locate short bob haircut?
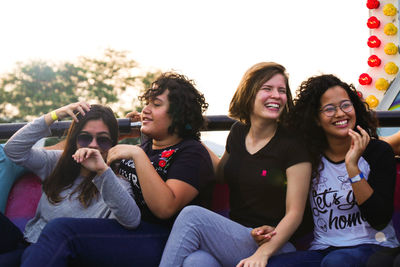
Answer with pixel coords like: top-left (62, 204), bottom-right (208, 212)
top-left (229, 62), bottom-right (293, 125)
top-left (286, 74), bottom-right (378, 178)
top-left (43, 104), bottom-right (118, 207)
top-left (139, 72), bottom-right (209, 141)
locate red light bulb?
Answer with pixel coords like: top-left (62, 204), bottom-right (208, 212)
top-left (359, 73), bottom-right (372, 85)
top-left (367, 16), bottom-right (380, 29)
top-left (366, 0), bottom-right (380, 9)
top-left (368, 55), bottom-right (381, 67)
top-left (367, 36), bottom-right (381, 48)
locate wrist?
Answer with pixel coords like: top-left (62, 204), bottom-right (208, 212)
top-left (345, 164), bottom-right (360, 178)
top-left (97, 164), bottom-right (109, 175)
top-left (349, 172), bottom-right (364, 184)
top-left (50, 111), bottom-right (59, 121)
top-left (131, 146), bottom-right (143, 158)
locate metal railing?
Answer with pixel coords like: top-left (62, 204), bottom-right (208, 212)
top-left (1, 111), bottom-right (400, 139)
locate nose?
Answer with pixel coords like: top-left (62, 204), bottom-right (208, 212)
top-left (270, 88), bottom-right (280, 98)
top-left (334, 106), bottom-right (346, 117)
top-left (142, 105), bottom-right (150, 114)
top-left (88, 137), bottom-right (99, 149)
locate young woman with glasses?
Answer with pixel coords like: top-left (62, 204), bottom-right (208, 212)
top-left (252, 74), bottom-right (399, 267)
top-left (1, 103), bottom-right (141, 266)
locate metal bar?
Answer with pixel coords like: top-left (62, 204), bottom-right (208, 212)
top-left (0, 112), bottom-right (399, 139)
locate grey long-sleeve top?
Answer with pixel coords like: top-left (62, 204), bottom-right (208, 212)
top-left (4, 116), bottom-right (141, 243)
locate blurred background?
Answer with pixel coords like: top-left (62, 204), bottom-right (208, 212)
top-left (0, 0), bottom-right (371, 149)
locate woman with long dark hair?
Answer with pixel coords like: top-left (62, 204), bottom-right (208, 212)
top-left (1, 103), bottom-right (140, 266)
top-left (255, 74), bottom-right (399, 266)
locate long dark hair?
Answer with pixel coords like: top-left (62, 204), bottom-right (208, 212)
top-left (286, 74), bottom-right (378, 179)
top-left (43, 105), bottom-right (118, 207)
top-left (139, 72), bottom-right (209, 141)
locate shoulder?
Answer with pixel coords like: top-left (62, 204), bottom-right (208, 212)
top-left (274, 125), bottom-right (310, 165)
top-left (364, 138), bottom-right (395, 158)
top-left (229, 121), bottom-right (247, 134)
top-left (176, 139), bottom-right (208, 154)
top-left (227, 121), bottom-right (248, 142)
top-left (275, 125), bottom-right (305, 147)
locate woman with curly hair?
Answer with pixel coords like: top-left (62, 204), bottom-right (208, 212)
top-left (159, 62), bottom-right (311, 267)
top-left (253, 74), bottom-right (399, 266)
top-left (20, 72), bottom-right (215, 267)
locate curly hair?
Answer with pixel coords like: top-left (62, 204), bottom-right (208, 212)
top-left (286, 74), bottom-right (378, 179)
top-left (43, 105), bottom-right (118, 207)
top-left (139, 72), bottom-right (209, 141)
top-left (229, 62), bottom-right (293, 125)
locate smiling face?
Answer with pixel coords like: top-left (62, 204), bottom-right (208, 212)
top-left (76, 119), bottom-right (112, 159)
top-left (317, 85), bottom-right (356, 140)
top-left (140, 89), bottom-right (173, 140)
top-left (251, 73), bottom-right (288, 122)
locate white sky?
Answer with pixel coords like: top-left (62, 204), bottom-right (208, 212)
top-left (0, 0), bottom-right (370, 117)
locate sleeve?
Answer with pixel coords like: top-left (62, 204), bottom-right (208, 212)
top-left (284, 135), bottom-right (310, 169)
top-left (3, 116), bottom-right (61, 181)
top-left (225, 121), bottom-right (242, 154)
top-left (165, 141), bottom-right (214, 190)
top-left (92, 168), bottom-right (141, 229)
top-left (358, 140), bottom-right (396, 230)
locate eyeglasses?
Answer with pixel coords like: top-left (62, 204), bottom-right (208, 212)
top-left (77, 133), bottom-right (113, 151)
top-left (320, 100), bottom-right (354, 117)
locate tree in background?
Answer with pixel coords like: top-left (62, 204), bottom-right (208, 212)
top-left (0, 48), bottom-right (161, 122)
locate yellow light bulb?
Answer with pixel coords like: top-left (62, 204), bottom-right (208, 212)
top-left (384, 23), bottom-right (398, 36)
top-left (383, 4), bottom-right (397, 16)
top-left (365, 95), bottom-right (379, 109)
top-left (385, 62), bottom-right (399, 75)
top-left (384, 43), bottom-right (398, 55)
top-left (375, 78), bottom-right (389, 90)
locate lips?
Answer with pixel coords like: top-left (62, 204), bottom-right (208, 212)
top-left (333, 119), bottom-right (348, 127)
top-left (264, 102), bottom-right (280, 110)
top-left (141, 116), bottom-right (152, 123)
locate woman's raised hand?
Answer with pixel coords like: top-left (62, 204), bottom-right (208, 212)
top-left (72, 148), bottom-right (108, 174)
top-left (52, 101), bottom-right (91, 122)
top-left (106, 144), bottom-right (141, 165)
top-left (345, 125), bottom-right (370, 175)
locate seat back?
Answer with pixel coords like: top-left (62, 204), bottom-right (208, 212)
top-left (5, 172), bottom-right (42, 232)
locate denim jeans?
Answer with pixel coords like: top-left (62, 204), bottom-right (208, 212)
top-left (267, 244), bottom-right (385, 267)
top-left (0, 212), bottom-right (29, 266)
top-left (159, 205), bottom-right (296, 267)
top-left (21, 217), bottom-right (170, 267)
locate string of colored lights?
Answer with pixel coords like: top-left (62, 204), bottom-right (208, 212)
top-left (359, 0), bottom-right (400, 110)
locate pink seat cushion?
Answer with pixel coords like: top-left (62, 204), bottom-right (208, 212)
top-left (5, 173), bottom-right (42, 232)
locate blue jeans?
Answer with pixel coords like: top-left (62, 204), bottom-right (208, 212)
top-left (0, 212), bottom-right (29, 267)
top-left (267, 244), bottom-right (385, 267)
top-left (21, 217), bottom-right (170, 267)
top-left (159, 205), bottom-right (296, 267)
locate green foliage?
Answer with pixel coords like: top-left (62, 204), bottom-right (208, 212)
top-left (0, 48), bottom-right (161, 122)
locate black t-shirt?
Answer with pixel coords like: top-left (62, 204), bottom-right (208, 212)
top-left (225, 122), bottom-right (309, 228)
top-left (118, 138), bottom-right (215, 227)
